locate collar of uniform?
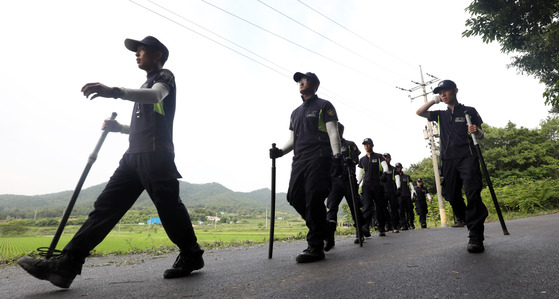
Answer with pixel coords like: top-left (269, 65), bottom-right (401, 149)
top-left (146, 69), bottom-right (161, 79)
top-left (301, 94), bottom-right (318, 105)
top-left (447, 103), bottom-right (464, 112)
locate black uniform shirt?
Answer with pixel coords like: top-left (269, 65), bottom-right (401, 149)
top-left (127, 69), bottom-right (176, 154)
top-left (358, 152), bottom-right (385, 187)
top-left (289, 94), bottom-right (338, 161)
top-left (341, 138), bottom-right (361, 173)
top-left (382, 164), bottom-right (397, 193)
top-left (414, 185), bottom-right (428, 202)
top-left (428, 104), bottom-right (483, 160)
top-left (398, 173), bottom-right (412, 197)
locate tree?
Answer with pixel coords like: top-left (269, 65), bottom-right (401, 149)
top-left (0, 219), bottom-right (29, 236)
top-left (479, 118), bottom-right (559, 186)
top-left (463, 0), bottom-right (559, 107)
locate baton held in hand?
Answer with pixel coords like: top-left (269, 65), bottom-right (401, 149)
top-left (464, 111), bottom-right (509, 235)
top-left (39, 112), bottom-right (118, 259)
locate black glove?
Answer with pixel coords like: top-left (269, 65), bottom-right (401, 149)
top-left (396, 188), bottom-right (401, 197)
top-left (344, 157), bottom-right (355, 168)
top-left (332, 154), bottom-right (344, 177)
top-left (380, 172), bottom-right (388, 183)
top-left (269, 147), bottom-right (284, 159)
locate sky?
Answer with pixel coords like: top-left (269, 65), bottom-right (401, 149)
top-left (0, 0), bottom-right (552, 196)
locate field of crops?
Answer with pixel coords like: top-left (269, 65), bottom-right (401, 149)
top-left (0, 218), bottom-right (309, 262)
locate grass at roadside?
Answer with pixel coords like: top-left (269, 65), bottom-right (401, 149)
top-left (0, 217), bottom-right (310, 265)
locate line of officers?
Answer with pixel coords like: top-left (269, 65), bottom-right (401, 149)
top-left (269, 71), bottom-right (437, 263)
top-left (325, 128), bottom-right (433, 251)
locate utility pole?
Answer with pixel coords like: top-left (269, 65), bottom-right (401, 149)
top-left (397, 65), bottom-right (447, 227)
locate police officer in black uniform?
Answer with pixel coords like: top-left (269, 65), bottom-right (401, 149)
top-left (381, 153), bottom-right (399, 233)
top-left (18, 36), bottom-right (204, 288)
top-left (325, 123), bottom-right (366, 250)
top-left (395, 163), bottom-right (413, 230)
top-left (413, 178), bottom-right (430, 228)
top-left (357, 138), bottom-right (389, 237)
top-left (416, 79), bottom-right (488, 253)
top-left (270, 72), bottom-right (342, 263)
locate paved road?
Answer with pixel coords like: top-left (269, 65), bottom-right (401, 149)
top-left (1, 213), bottom-right (558, 298)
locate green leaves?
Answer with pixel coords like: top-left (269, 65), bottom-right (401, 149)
top-left (463, 0), bottom-right (559, 107)
top-left (479, 118), bottom-right (559, 186)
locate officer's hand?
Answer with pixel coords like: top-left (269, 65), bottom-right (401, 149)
top-left (82, 82), bottom-right (113, 100)
top-left (380, 172), bottom-right (388, 182)
top-left (343, 157), bottom-right (355, 168)
top-left (102, 119), bottom-right (122, 132)
top-left (468, 124), bottom-right (478, 134)
top-left (432, 95), bottom-right (441, 104)
top-left (269, 147), bottom-right (284, 159)
top-left (332, 154), bottom-right (344, 177)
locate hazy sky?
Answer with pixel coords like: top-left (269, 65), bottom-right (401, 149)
top-left (0, 0), bottom-right (552, 196)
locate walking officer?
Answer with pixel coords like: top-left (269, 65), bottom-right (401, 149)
top-left (381, 153), bottom-right (399, 233)
top-left (357, 138), bottom-right (389, 237)
top-left (416, 79), bottom-right (488, 253)
top-left (18, 36), bottom-right (204, 288)
top-left (413, 178), bottom-right (431, 228)
top-left (270, 72), bottom-right (342, 263)
top-left (395, 163), bottom-right (413, 230)
top-left (325, 122), bottom-right (366, 250)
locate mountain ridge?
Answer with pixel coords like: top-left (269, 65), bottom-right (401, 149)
top-left (0, 181), bottom-right (292, 216)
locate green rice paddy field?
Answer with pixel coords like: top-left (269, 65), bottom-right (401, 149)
top-left (0, 218), bottom-right (310, 262)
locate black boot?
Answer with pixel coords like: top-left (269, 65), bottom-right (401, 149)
top-left (296, 245), bottom-right (325, 263)
top-left (467, 237), bottom-right (485, 253)
top-left (452, 220), bottom-right (466, 227)
top-left (324, 221), bottom-right (337, 252)
top-left (164, 250), bottom-right (204, 279)
top-left (361, 225), bottom-right (371, 238)
top-left (18, 254), bottom-right (83, 288)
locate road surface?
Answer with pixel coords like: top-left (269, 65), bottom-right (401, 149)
top-left (1, 213), bottom-right (558, 298)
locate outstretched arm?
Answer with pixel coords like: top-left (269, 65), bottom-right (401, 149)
top-left (81, 82), bottom-right (170, 104)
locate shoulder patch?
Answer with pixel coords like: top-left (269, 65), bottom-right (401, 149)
top-left (327, 109), bottom-right (336, 116)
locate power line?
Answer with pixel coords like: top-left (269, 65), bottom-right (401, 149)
top-left (297, 0), bottom-right (417, 70)
top-left (257, 0), bottom-right (409, 80)
top-left (201, 0), bottom-right (391, 86)
top-left (131, 0), bottom-right (377, 116)
top-left (147, 0), bottom-right (292, 75)
top-left (129, 0), bottom-right (418, 140)
top-left (129, 0), bottom-right (290, 79)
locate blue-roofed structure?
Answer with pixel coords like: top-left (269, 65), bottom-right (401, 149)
top-left (147, 217), bottom-right (161, 224)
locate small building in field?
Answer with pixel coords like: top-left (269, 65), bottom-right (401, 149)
top-left (147, 217), bottom-right (161, 225)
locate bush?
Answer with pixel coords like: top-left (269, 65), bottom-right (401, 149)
top-left (482, 178), bottom-right (559, 214)
top-left (0, 220), bottom-right (29, 236)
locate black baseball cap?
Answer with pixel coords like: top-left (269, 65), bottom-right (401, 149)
top-left (293, 72), bottom-right (320, 87)
top-left (417, 178), bottom-right (423, 182)
top-left (125, 36), bottom-right (169, 63)
top-left (433, 80), bottom-right (457, 94)
top-left (395, 163), bottom-right (402, 168)
top-left (383, 153), bottom-right (391, 158)
top-left (362, 138), bottom-right (373, 145)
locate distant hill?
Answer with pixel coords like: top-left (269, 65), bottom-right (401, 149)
top-left (0, 181), bottom-right (293, 216)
